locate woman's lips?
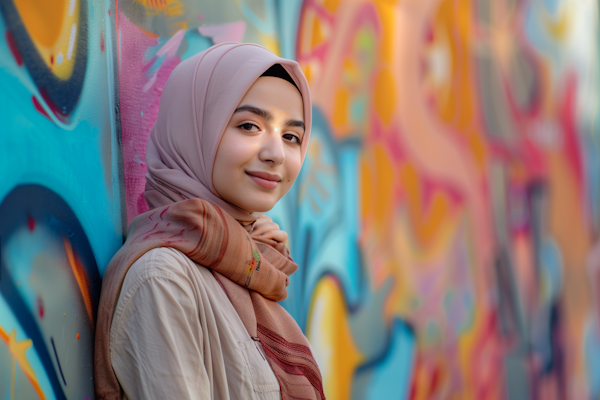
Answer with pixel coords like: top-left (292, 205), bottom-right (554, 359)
top-left (246, 171), bottom-right (281, 189)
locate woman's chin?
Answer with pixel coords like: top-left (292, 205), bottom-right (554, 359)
top-left (234, 198), bottom-right (278, 214)
top-left (245, 204), bottom-right (275, 214)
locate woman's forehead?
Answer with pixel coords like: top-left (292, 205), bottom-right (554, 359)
top-left (237, 76), bottom-right (304, 121)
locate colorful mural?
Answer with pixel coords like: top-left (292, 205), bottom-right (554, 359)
top-left (1, 0), bottom-right (600, 399)
top-left (0, 0), bottom-right (122, 397)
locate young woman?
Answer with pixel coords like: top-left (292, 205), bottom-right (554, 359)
top-left (94, 43), bottom-right (325, 400)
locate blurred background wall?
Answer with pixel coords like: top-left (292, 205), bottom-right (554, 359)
top-left (1, 0), bottom-right (599, 399)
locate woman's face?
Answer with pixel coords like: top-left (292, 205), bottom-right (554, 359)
top-left (212, 76), bottom-right (305, 213)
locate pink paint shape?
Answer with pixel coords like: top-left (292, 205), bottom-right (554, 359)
top-left (198, 21), bottom-right (246, 44)
top-left (141, 30), bottom-right (185, 93)
top-left (31, 96), bottom-right (52, 121)
top-left (39, 88), bottom-right (69, 123)
top-left (38, 296), bottom-right (44, 318)
top-left (118, 13), bottom-right (184, 226)
top-left (5, 30), bottom-right (22, 66)
top-left (156, 29), bottom-right (186, 58)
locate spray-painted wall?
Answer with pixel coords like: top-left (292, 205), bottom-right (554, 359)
top-left (1, 0), bottom-right (599, 399)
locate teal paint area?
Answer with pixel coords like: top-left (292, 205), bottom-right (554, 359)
top-left (365, 319), bottom-right (415, 400)
top-left (0, 185), bottom-right (101, 399)
top-left (0, 0), bottom-right (122, 398)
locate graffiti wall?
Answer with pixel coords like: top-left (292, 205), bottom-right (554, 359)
top-left (1, 0), bottom-right (600, 399)
top-left (289, 0), bottom-right (600, 399)
top-left (0, 0), bottom-right (122, 397)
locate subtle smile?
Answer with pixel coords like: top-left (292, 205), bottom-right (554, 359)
top-left (245, 171), bottom-right (281, 190)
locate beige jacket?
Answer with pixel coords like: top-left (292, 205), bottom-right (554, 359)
top-left (110, 247), bottom-right (281, 400)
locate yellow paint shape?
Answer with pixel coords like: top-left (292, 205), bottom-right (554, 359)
top-left (374, 68), bottom-right (396, 126)
top-left (258, 32), bottom-right (280, 56)
top-left (540, 2), bottom-right (572, 42)
top-left (306, 277), bottom-right (363, 400)
top-left (14, 0), bottom-right (66, 48)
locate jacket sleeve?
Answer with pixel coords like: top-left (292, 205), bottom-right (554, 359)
top-left (110, 267), bottom-right (210, 400)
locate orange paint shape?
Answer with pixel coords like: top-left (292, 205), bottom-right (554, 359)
top-left (0, 325), bottom-right (7, 343)
top-left (374, 68), bottom-right (396, 126)
top-left (0, 325), bottom-right (46, 399)
top-left (399, 162), bottom-right (453, 247)
top-left (342, 59), bottom-right (358, 85)
top-left (323, 0), bottom-right (342, 13)
top-left (373, 0), bottom-right (400, 6)
top-left (134, 0), bottom-right (185, 17)
top-left (373, 1), bottom-right (395, 64)
top-left (13, 0), bottom-right (66, 48)
top-left (301, 63), bottom-right (313, 85)
top-left (430, 0), bottom-right (487, 170)
top-left (63, 237), bottom-right (94, 328)
top-left (372, 145), bottom-right (396, 234)
top-left (333, 88), bottom-right (349, 128)
top-left (311, 17), bottom-right (325, 49)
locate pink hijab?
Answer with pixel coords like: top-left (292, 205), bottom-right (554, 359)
top-left (144, 42), bottom-right (312, 222)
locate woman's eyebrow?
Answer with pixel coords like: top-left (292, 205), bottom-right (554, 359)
top-left (234, 104), bottom-right (304, 132)
top-left (234, 105), bottom-right (273, 121)
top-left (285, 119), bottom-right (305, 132)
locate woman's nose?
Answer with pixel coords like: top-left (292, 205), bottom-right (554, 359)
top-left (259, 130), bottom-right (285, 165)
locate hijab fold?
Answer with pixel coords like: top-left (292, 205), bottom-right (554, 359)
top-left (95, 43), bottom-right (324, 399)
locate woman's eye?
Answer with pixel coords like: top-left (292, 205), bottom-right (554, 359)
top-left (239, 123), bottom-right (259, 132)
top-left (283, 133), bottom-right (301, 145)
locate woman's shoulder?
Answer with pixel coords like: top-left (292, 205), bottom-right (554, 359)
top-left (123, 247), bottom-right (205, 291)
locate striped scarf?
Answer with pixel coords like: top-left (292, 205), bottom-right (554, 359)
top-left (94, 198), bottom-right (325, 400)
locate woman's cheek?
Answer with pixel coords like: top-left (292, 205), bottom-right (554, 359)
top-left (286, 151), bottom-right (303, 182)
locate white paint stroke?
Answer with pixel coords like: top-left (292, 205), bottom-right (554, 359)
top-left (67, 24), bottom-right (77, 60)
